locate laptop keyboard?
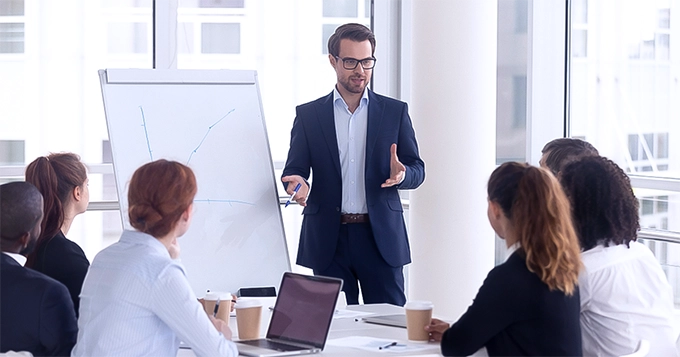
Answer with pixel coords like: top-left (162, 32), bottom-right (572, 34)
top-left (239, 339), bottom-right (308, 352)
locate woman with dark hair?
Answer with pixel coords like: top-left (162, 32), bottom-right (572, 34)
top-left (25, 152), bottom-right (90, 316)
top-left (426, 162), bottom-right (583, 356)
top-left (73, 160), bottom-right (238, 357)
top-left (560, 156), bottom-right (678, 356)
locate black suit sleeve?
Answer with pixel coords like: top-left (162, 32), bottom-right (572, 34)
top-left (39, 281), bottom-right (77, 356)
top-left (281, 106), bottom-right (313, 189)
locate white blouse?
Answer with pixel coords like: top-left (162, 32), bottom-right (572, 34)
top-left (579, 241), bottom-right (679, 357)
top-left (72, 230), bottom-right (238, 357)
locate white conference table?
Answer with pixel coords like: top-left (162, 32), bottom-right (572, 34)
top-left (179, 298), bottom-right (486, 356)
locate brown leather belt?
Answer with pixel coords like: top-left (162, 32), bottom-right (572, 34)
top-left (341, 214), bottom-right (369, 224)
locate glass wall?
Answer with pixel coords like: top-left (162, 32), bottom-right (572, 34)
top-left (496, 0), bottom-right (528, 164)
top-left (0, 0), bottom-right (152, 258)
top-left (0, 0), bottom-right (369, 273)
top-left (568, 0), bottom-right (680, 302)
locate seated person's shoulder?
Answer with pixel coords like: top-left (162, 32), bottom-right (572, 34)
top-left (13, 267), bottom-right (72, 298)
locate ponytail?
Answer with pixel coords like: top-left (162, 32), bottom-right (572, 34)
top-left (488, 162), bottom-right (581, 295)
top-left (24, 153), bottom-right (87, 267)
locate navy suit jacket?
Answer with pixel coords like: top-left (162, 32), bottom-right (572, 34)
top-left (0, 254), bottom-right (78, 356)
top-left (282, 90), bottom-right (425, 270)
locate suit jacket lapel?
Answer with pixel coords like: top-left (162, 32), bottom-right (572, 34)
top-left (366, 90), bottom-right (384, 166)
top-left (317, 92), bottom-right (342, 177)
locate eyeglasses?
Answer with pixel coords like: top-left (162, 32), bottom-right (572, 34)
top-left (334, 56), bottom-right (377, 70)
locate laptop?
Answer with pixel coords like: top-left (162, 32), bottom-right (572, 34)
top-left (235, 272), bottom-right (343, 357)
top-left (363, 314), bottom-right (407, 328)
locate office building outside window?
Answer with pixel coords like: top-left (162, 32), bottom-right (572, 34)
top-left (568, 0), bottom-right (680, 304)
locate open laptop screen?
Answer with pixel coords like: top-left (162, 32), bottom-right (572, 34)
top-left (267, 273), bottom-right (343, 348)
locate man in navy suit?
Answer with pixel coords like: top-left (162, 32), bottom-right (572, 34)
top-left (282, 23), bottom-right (425, 305)
top-left (0, 182), bottom-right (78, 356)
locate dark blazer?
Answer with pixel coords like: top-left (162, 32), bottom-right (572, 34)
top-left (31, 231), bottom-right (90, 316)
top-left (0, 254), bottom-right (78, 356)
top-left (282, 90), bottom-right (425, 270)
top-left (440, 251), bottom-right (582, 357)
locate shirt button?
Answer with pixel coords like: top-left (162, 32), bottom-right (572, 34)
top-left (351, 181), bottom-right (355, 184)
top-left (351, 159), bottom-right (355, 163)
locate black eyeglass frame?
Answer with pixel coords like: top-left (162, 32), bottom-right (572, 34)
top-left (334, 56), bottom-right (377, 70)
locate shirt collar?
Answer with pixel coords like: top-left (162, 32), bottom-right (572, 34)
top-left (120, 230), bottom-right (171, 257)
top-left (2, 252), bottom-right (27, 266)
top-left (333, 86), bottom-right (370, 109)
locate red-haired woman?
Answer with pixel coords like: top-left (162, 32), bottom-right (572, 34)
top-left (25, 152), bottom-right (90, 316)
top-left (427, 162), bottom-right (583, 356)
top-left (73, 160), bottom-right (237, 357)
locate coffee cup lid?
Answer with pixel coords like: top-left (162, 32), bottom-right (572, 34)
top-left (235, 299), bottom-right (262, 309)
top-left (219, 292), bottom-right (233, 301)
top-left (204, 292), bottom-right (219, 301)
top-left (405, 300), bottom-right (433, 310)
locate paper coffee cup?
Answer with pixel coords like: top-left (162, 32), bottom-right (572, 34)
top-left (235, 299), bottom-right (262, 340)
top-left (215, 293), bottom-right (233, 322)
top-left (203, 292), bottom-right (219, 317)
top-left (405, 300), bottom-right (433, 342)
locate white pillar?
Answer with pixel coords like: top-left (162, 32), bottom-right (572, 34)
top-left (408, 0), bottom-right (498, 320)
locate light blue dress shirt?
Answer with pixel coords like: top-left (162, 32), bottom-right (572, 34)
top-left (333, 87), bottom-right (369, 214)
top-left (72, 230), bottom-right (238, 357)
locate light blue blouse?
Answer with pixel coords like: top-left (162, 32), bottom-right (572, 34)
top-left (72, 230), bottom-right (238, 357)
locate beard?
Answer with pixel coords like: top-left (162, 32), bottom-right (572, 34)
top-left (339, 75), bottom-right (367, 94)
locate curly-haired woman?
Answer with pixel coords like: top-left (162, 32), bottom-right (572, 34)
top-left (560, 156), bottom-right (678, 357)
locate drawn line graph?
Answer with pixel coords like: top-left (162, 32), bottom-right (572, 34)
top-left (136, 106), bottom-right (250, 206)
top-left (187, 108), bottom-right (236, 164)
top-left (194, 199), bottom-right (255, 206)
top-left (139, 106), bottom-right (153, 160)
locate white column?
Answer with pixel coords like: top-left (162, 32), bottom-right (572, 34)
top-left (408, 0), bottom-right (498, 320)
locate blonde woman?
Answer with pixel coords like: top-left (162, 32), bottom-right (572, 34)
top-left (427, 162), bottom-right (583, 356)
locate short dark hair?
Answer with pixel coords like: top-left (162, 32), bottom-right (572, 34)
top-left (541, 138), bottom-right (599, 175)
top-left (559, 156), bottom-right (640, 251)
top-left (327, 23), bottom-right (376, 57)
top-left (0, 182), bottom-right (43, 244)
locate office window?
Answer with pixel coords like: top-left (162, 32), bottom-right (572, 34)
top-left (0, 0), bottom-right (24, 54)
top-left (641, 198), bottom-right (655, 216)
top-left (107, 22), bottom-right (148, 54)
top-left (569, 0), bottom-right (680, 304)
top-left (626, 133), bottom-right (670, 172)
top-left (0, 23), bottom-right (23, 53)
top-left (321, 1), bottom-right (370, 54)
top-left (628, 6), bottom-right (671, 61)
top-left (512, 75), bottom-right (527, 129)
top-left (323, 0), bottom-right (358, 18)
top-left (177, 3), bottom-right (245, 64)
top-left (0, 0), bottom-right (24, 16)
top-left (572, 29), bottom-right (588, 58)
top-left (201, 23), bottom-right (240, 54)
top-left (104, 0), bottom-right (151, 7)
top-left (197, 0), bottom-right (244, 8)
top-left (514, 0), bottom-right (528, 33)
top-left (496, 0), bottom-right (529, 164)
top-left (322, 24), bottom-right (338, 54)
top-left (0, 140), bottom-right (24, 165)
